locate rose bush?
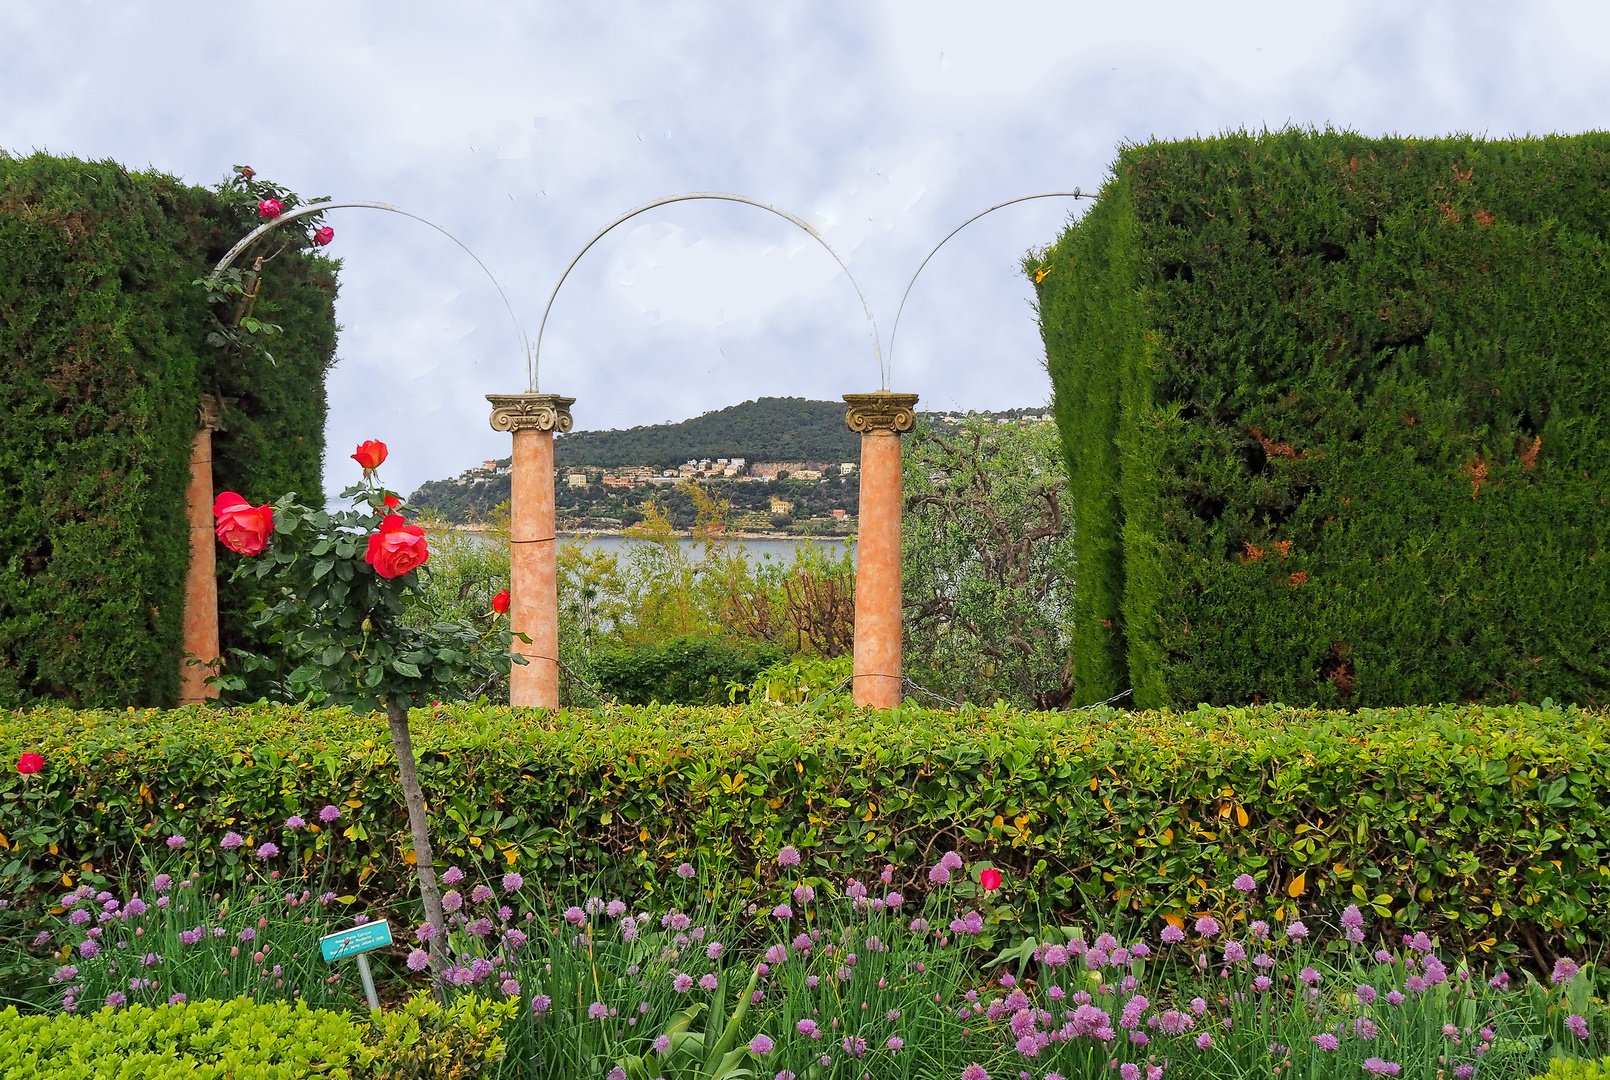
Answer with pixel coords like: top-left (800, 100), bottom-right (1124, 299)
top-left (211, 441), bottom-right (525, 949)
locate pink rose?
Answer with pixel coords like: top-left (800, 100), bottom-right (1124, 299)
top-left (213, 492), bottom-right (274, 556)
top-left (258, 198), bottom-right (283, 219)
top-left (314, 226), bottom-right (334, 246)
top-left (366, 514), bottom-right (429, 578)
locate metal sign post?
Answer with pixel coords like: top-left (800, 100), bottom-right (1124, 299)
top-left (319, 919), bottom-right (393, 1013)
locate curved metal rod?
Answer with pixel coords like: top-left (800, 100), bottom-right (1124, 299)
top-left (887, 190), bottom-right (1094, 379)
top-left (534, 192), bottom-right (883, 391)
top-left (209, 201), bottom-right (530, 379)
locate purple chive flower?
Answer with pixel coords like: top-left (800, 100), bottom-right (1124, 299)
top-left (284, 815), bottom-right (305, 830)
top-left (606, 899), bottom-right (627, 918)
top-left (706, 941), bottom-right (725, 960)
top-left (777, 846), bottom-right (801, 866)
top-left (1357, 984), bottom-right (1377, 1005)
top-left (1342, 905), bottom-right (1365, 930)
top-left (1232, 874), bottom-right (1256, 893)
top-left (239, 928), bottom-right (255, 942)
top-left (700, 973), bottom-right (719, 990)
top-left (961, 1065), bottom-right (989, 1080)
top-left (1312, 1034), bottom-right (1339, 1051)
top-left (772, 904), bottom-right (792, 919)
top-left (168, 993), bottom-right (186, 1005)
top-left (1120, 1065), bottom-right (1140, 1080)
top-left (798, 1019), bottom-right (819, 1036)
top-left (674, 973), bottom-right (694, 993)
top-left (319, 804), bottom-right (341, 823)
top-left (124, 898), bottom-right (147, 917)
top-left (256, 842), bottom-right (279, 859)
top-left (106, 992), bottom-right (126, 1009)
top-left (1553, 958), bottom-right (1582, 985)
top-left (765, 944), bottom-right (788, 964)
top-left (1194, 916), bottom-right (1221, 937)
top-left (750, 1035), bottom-right (774, 1055)
top-left (929, 864), bottom-right (953, 884)
top-left (443, 891), bottom-right (464, 914)
top-left (501, 872), bottom-right (523, 893)
top-left (166, 835), bottom-right (186, 848)
top-left (221, 832), bottom-right (244, 850)
top-left (1363, 1059), bottom-right (1401, 1075)
top-left (793, 884), bottom-right (815, 904)
top-left (470, 884), bottom-right (494, 904)
top-left (406, 948), bottom-right (429, 972)
top-left (1489, 972), bottom-right (1510, 989)
top-left (1355, 1017), bottom-right (1379, 1040)
top-left (1568, 1014), bottom-right (1590, 1040)
top-left (1286, 920), bottom-right (1309, 939)
top-left (532, 995), bottom-right (551, 1015)
top-left (1197, 1033), bottom-right (1213, 1050)
top-left (654, 1035), bottom-right (672, 1054)
top-left (886, 1036), bottom-right (904, 1050)
top-left (1299, 967), bottom-right (1321, 986)
top-left (1223, 941), bottom-right (1247, 964)
top-left (440, 866), bottom-right (464, 886)
top-left (1455, 1067), bottom-right (1476, 1080)
top-left (676, 862), bottom-right (696, 879)
top-left (589, 1002), bottom-right (608, 1020)
top-left (500, 978), bottom-right (520, 996)
top-left (1162, 924), bottom-right (1185, 944)
top-left (1385, 991), bottom-right (1404, 1006)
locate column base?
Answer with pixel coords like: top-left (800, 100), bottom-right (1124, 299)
top-left (852, 672), bottom-right (903, 709)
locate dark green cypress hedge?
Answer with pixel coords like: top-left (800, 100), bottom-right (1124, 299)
top-left (0, 152), bottom-right (338, 708)
top-left (1031, 130), bottom-right (1610, 708)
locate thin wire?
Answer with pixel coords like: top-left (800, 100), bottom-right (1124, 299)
top-left (558, 659), bottom-right (618, 708)
top-left (208, 200), bottom-right (531, 379)
top-left (533, 192), bottom-right (883, 391)
top-left (902, 677), bottom-right (965, 709)
top-left (886, 190), bottom-right (1095, 384)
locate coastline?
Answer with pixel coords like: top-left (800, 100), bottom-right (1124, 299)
top-left (446, 524), bottom-right (853, 542)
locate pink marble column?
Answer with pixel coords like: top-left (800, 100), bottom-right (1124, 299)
top-left (178, 395), bottom-right (224, 705)
top-left (844, 392), bottom-right (918, 709)
top-left (488, 393), bottom-right (574, 708)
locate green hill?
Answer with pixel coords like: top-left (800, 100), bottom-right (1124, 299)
top-left (554, 397), bottom-right (859, 469)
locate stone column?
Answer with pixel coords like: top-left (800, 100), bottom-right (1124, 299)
top-left (178, 395), bottom-right (225, 705)
top-left (487, 393), bottom-right (574, 708)
top-left (844, 392), bottom-right (918, 709)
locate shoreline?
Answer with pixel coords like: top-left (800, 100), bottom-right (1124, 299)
top-left (446, 524), bottom-right (854, 542)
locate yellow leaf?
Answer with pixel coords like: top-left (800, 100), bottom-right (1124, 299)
top-left (503, 845), bottom-right (518, 866)
top-left (639, 828), bottom-right (650, 842)
top-left (139, 783), bottom-right (152, 803)
top-left (1287, 873), bottom-right (1306, 898)
top-left (1218, 803), bottom-right (1232, 819)
top-left (1089, 776), bottom-right (1099, 791)
top-left (60, 873), bottom-right (74, 887)
top-left (345, 799), bottom-right (363, 809)
top-left (992, 815), bottom-right (1005, 829)
top-left (1163, 913), bottom-right (1184, 929)
top-left (47, 843), bottom-right (56, 855)
top-left (1235, 805), bottom-right (1250, 827)
top-left (1160, 828), bottom-right (1174, 846)
top-left (1492, 901), bottom-right (1503, 916)
top-left (403, 849), bottom-right (417, 865)
top-left (469, 836), bottom-right (483, 847)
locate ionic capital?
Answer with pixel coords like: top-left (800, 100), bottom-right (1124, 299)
top-left (487, 393), bottom-right (576, 434)
top-left (197, 394), bottom-right (225, 433)
top-left (843, 392), bottom-right (919, 435)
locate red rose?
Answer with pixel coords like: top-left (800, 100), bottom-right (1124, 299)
top-left (492, 589), bottom-right (510, 614)
top-left (16, 753), bottom-right (43, 775)
top-left (979, 868), bottom-right (1002, 892)
top-left (314, 226), bottom-right (334, 246)
top-left (352, 440), bottom-right (388, 471)
top-left (213, 492), bottom-right (274, 555)
top-left (238, 166), bottom-right (255, 180)
top-left (258, 198), bottom-right (283, 219)
top-left (365, 514), bottom-right (429, 578)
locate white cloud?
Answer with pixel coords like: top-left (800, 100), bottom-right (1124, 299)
top-left (4, 0), bottom-right (1609, 497)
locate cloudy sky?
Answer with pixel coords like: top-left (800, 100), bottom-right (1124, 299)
top-left (5, 1), bottom-right (1609, 497)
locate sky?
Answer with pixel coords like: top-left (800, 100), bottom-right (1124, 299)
top-left (4, 1), bottom-right (1610, 498)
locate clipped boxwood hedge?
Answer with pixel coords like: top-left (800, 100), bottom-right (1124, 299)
top-left (1031, 129), bottom-right (1610, 708)
top-left (0, 998), bottom-right (370, 1079)
top-left (1, 703), bottom-right (1606, 962)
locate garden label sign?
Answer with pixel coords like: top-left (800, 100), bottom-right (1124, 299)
top-left (320, 919), bottom-right (392, 1011)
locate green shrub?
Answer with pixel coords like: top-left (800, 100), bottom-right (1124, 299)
top-left (370, 992), bottom-right (513, 1080)
top-left (1528, 1059), bottom-right (1610, 1080)
top-left (0, 152), bottom-right (337, 710)
top-left (1031, 129), bottom-right (1610, 708)
top-left (3, 702), bottom-right (1609, 962)
top-left (0, 998), bottom-right (371, 1079)
top-left (592, 635), bottom-right (785, 704)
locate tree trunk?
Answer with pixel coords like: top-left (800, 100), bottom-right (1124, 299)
top-left (383, 694), bottom-right (449, 964)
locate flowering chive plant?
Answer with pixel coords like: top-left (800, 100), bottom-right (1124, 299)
top-left (211, 442), bottom-right (524, 953)
top-left (395, 850), bottom-right (1589, 1080)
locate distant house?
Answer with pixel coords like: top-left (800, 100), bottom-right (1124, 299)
top-left (839, 462), bottom-right (857, 475)
top-left (566, 473), bottom-right (589, 489)
top-left (832, 509), bottom-right (848, 521)
top-left (770, 497), bottom-right (795, 515)
top-left (792, 469), bottom-right (823, 481)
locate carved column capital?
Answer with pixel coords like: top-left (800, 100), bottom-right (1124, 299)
top-left (197, 394), bottom-right (225, 433)
top-left (843, 392), bottom-right (919, 435)
top-left (487, 393), bottom-right (576, 434)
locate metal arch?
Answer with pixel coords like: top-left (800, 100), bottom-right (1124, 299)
top-left (209, 201), bottom-right (531, 382)
top-left (533, 192), bottom-right (884, 391)
top-left (886, 190), bottom-right (1094, 380)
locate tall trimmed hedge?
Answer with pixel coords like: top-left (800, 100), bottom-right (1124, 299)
top-left (0, 152), bottom-right (338, 708)
top-left (2, 702), bottom-right (1607, 963)
top-left (1032, 130), bottom-right (1610, 708)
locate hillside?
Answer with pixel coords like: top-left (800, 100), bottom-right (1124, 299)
top-left (408, 397), bottom-right (1050, 524)
top-left (554, 397), bottom-right (859, 469)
